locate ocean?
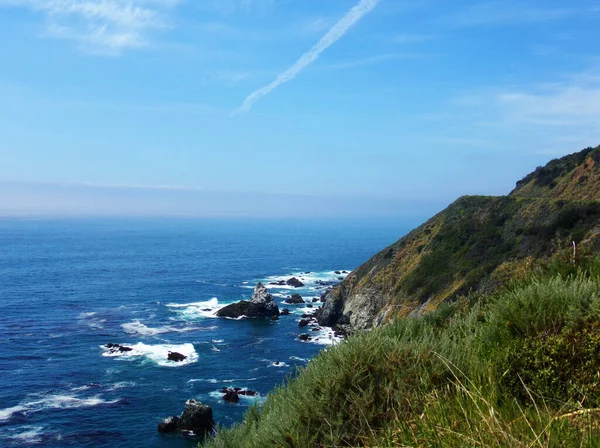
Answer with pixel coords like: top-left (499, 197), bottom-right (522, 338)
top-left (0, 217), bottom-right (413, 447)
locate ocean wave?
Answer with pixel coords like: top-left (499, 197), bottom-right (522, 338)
top-left (101, 342), bottom-right (198, 367)
top-left (5, 426), bottom-right (45, 444)
top-left (166, 298), bottom-right (225, 320)
top-left (0, 393), bottom-right (119, 423)
top-left (121, 320), bottom-right (197, 336)
top-left (269, 361), bottom-right (288, 368)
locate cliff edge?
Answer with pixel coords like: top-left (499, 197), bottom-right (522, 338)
top-left (318, 145), bottom-right (600, 330)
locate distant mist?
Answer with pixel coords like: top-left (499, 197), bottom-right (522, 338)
top-left (0, 181), bottom-right (449, 220)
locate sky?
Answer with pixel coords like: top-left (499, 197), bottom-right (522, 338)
top-left (0, 0), bottom-right (599, 218)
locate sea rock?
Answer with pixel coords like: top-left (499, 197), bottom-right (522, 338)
top-left (167, 351), bottom-right (186, 362)
top-left (335, 271), bottom-right (341, 275)
top-left (158, 400), bottom-right (214, 436)
top-left (280, 309), bottom-right (291, 316)
top-left (285, 294), bottom-right (305, 304)
top-left (216, 283), bottom-right (279, 319)
top-left (104, 343), bottom-right (132, 354)
top-left (298, 319), bottom-right (309, 328)
top-left (178, 399), bottom-right (214, 434)
top-left (299, 334), bottom-right (311, 341)
top-left (221, 387), bottom-right (258, 402)
top-left (222, 389), bottom-right (239, 403)
top-left (312, 298), bottom-right (319, 303)
top-left (157, 416), bottom-right (180, 433)
top-left (286, 277), bottom-right (304, 288)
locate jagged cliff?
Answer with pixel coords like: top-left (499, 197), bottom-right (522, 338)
top-left (318, 145), bottom-right (600, 330)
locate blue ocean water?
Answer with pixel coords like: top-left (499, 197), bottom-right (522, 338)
top-left (0, 218), bottom-right (413, 447)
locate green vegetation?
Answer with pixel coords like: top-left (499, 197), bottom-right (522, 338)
top-left (204, 261), bottom-right (600, 447)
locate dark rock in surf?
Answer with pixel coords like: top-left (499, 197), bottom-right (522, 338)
top-left (178, 399), bottom-right (214, 434)
top-left (298, 319), bottom-right (310, 328)
top-left (299, 334), bottom-right (311, 341)
top-left (216, 283), bottom-right (279, 319)
top-left (167, 351), bottom-right (186, 362)
top-left (286, 277), bottom-right (304, 288)
top-left (285, 294), bottom-right (305, 304)
top-left (157, 399), bottom-right (214, 436)
top-left (280, 309), bottom-right (291, 316)
top-left (158, 416), bottom-right (180, 433)
top-left (104, 343), bottom-right (132, 354)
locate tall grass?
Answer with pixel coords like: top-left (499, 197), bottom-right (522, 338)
top-left (203, 272), bottom-right (600, 447)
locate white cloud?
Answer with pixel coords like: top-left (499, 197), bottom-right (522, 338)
top-left (233, 0), bottom-right (380, 114)
top-left (0, 0), bottom-right (182, 54)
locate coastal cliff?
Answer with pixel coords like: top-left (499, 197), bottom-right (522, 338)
top-left (319, 145), bottom-right (600, 330)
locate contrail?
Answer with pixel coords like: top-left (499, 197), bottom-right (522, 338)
top-left (233, 0), bottom-right (380, 115)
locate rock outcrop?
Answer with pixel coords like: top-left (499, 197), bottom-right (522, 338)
top-left (318, 145), bottom-right (600, 331)
top-left (167, 351), bottom-right (186, 362)
top-left (285, 294), bottom-right (305, 304)
top-left (286, 277), bottom-right (304, 287)
top-left (216, 283), bottom-right (279, 319)
top-left (158, 399), bottom-right (214, 436)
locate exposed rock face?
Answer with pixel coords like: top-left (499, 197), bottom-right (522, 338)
top-left (179, 400), bottom-right (214, 434)
top-left (216, 283), bottom-right (279, 318)
top-left (285, 294), bottom-right (305, 304)
top-left (318, 145), bottom-right (600, 332)
top-left (286, 277), bottom-right (304, 288)
top-left (158, 400), bottom-right (214, 435)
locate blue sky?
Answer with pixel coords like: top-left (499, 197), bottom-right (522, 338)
top-left (1, 0), bottom-right (599, 217)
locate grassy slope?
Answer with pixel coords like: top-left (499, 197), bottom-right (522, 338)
top-left (205, 263), bottom-right (600, 447)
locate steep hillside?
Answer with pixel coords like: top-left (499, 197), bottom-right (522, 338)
top-left (318, 145), bottom-right (600, 330)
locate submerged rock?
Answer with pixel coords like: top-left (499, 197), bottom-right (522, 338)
top-left (280, 309), bottom-right (291, 316)
top-left (216, 283), bottom-right (279, 319)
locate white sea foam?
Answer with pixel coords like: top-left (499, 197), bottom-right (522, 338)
top-left (0, 393), bottom-right (119, 423)
top-left (0, 405), bottom-right (28, 422)
top-left (166, 298), bottom-right (226, 320)
top-left (121, 320), bottom-right (196, 336)
top-left (269, 362), bottom-right (289, 368)
top-left (8, 426), bottom-right (45, 444)
top-left (101, 342), bottom-right (198, 367)
top-left (188, 378), bottom-right (218, 384)
top-left (289, 356), bottom-right (309, 362)
top-left (106, 381), bottom-right (136, 391)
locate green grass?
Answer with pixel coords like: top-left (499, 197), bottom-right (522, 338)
top-left (203, 267), bottom-right (600, 447)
